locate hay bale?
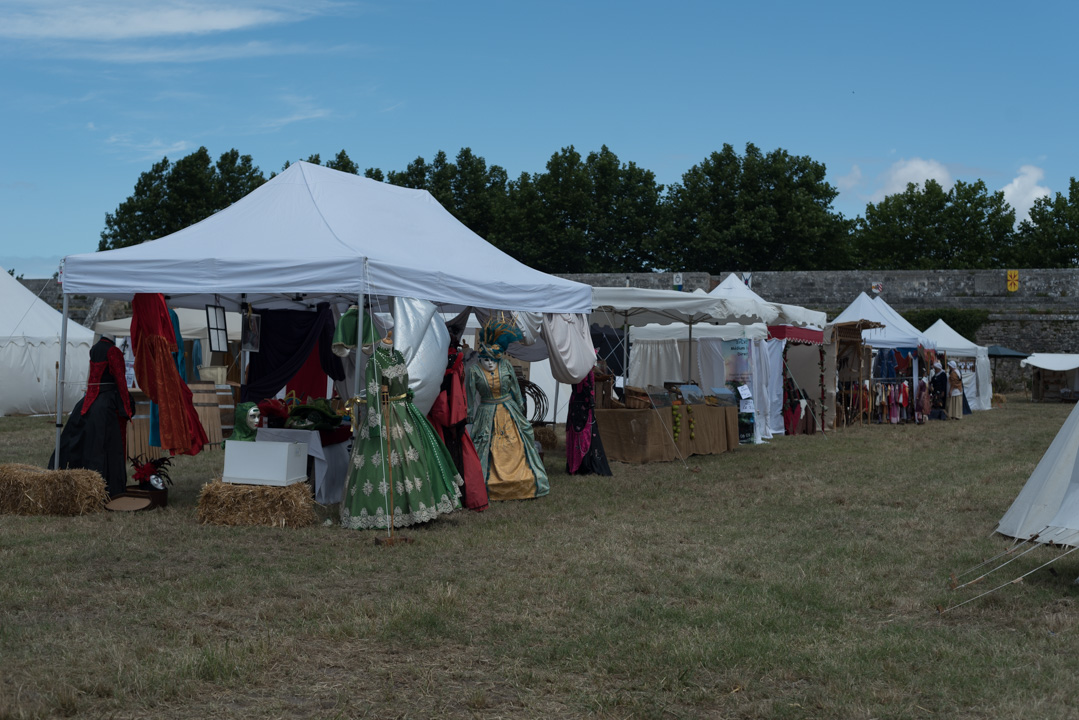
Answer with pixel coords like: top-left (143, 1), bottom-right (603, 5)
top-left (533, 424), bottom-right (559, 451)
top-left (197, 479), bottom-right (316, 528)
top-left (0, 463), bottom-right (107, 516)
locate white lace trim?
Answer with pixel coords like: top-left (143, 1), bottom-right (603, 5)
top-left (340, 492), bottom-right (460, 529)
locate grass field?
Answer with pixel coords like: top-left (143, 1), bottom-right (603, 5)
top-left (2, 399), bottom-right (1078, 719)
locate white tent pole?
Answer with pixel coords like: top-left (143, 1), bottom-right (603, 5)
top-left (686, 323), bottom-right (694, 382)
top-left (239, 293), bottom-right (247, 387)
top-left (622, 316), bottom-right (629, 389)
top-left (54, 291), bottom-right (69, 465)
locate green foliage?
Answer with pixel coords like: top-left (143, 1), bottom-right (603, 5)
top-left (98, 142), bottom-right (1079, 275)
top-left (855, 179), bottom-right (1016, 269)
top-left (902, 308), bottom-right (990, 339)
top-left (657, 143), bottom-right (854, 273)
top-left (1010, 177), bottom-right (1079, 267)
top-left (99, 147), bottom-right (265, 251)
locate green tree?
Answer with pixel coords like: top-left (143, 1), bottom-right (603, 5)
top-left (658, 143), bottom-right (851, 273)
top-left (325, 150), bottom-right (359, 174)
top-left (100, 147), bottom-right (265, 251)
top-left (1010, 178), bottom-right (1079, 267)
top-left (386, 157), bottom-right (429, 189)
top-left (856, 179), bottom-right (1015, 269)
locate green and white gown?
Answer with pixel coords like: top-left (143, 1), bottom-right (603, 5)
top-left (341, 344), bottom-right (462, 530)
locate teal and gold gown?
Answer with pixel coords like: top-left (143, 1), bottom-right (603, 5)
top-left (341, 343), bottom-right (462, 529)
top-left (466, 358), bottom-right (549, 501)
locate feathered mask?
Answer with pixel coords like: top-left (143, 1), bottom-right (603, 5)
top-left (478, 317), bottom-right (523, 361)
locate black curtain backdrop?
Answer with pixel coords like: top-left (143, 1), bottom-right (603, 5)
top-left (241, 303), bottom-right (345, 403)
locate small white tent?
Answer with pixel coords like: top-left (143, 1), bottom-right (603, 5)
top-left (923, 319), bottom-right (992, 411)
top-left (708, 273), bottom-right (827, 328)
top-left (998, 402), bottom-right (1079, 545)
top-left (0, 270), bottom-right (94, 416)
top-left (832, 293), bottom-right (934, 350)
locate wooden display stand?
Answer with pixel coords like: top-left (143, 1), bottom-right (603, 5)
top-left (594, 405), bottom-right (738, 463)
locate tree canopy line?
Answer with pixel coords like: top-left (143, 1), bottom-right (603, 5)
top-left (99, 145), bottom-right (1079, 273)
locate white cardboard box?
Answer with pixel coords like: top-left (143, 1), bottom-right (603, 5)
top-left (223, 440), bottom-right (308, 486)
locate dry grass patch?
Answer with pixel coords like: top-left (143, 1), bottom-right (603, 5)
top-left (2, 400), bottom-right (1079, 719)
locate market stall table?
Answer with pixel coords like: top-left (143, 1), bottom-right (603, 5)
top-left (256, 427), bottom-right (349, 504)
top-left (594, 405), bottom-right (738, 463)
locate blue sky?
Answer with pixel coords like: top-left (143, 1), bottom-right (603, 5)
top-left (2, 0), bottom-right (1076, 278)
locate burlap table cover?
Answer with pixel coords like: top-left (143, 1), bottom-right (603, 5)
top-left (594, 406), bottom-right (738, 463)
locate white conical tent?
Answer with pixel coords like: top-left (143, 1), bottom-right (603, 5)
top-left (0, 270), bottom-right (94, 416)
top-left (832, 293), bottom-right (934, 349)
top-left (922, 319), bottom-right (992, 411)
top-left (998, 402), bottom-right (1079, 546)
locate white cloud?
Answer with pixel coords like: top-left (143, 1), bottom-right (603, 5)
top-left (870, 157), bottom-right (953, 202)
top-left (0, 1), bottom-right (323, 41)
top-left (1001, 165), bottom-right (1051, 223)
top-left (835, 164), bottom-right (862, 192)
top-left (259, 95), bottom-right (332, 130)
top-left (105, 133), bottom-right (190, 160)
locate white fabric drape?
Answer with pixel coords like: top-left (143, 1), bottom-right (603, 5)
top-left (697, 339), bottom-right (726, 393)
top-left (629, 339), bottom-right (682, 388)
top-left (766, 339), bottom-right (787, 436)
top-left (750, 339), bottom-right (773, 441)
top-left (542, 313), bottom-right (595, 385)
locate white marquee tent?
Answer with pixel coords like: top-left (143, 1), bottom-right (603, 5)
top-left (60, 162), bottom-right (591, 315)
top-left (923, 319), bottom-right (992, 411)
top-left (0, 270), bottom-right (94, 416)
top-left (56, 162), bottom-right (594, 457)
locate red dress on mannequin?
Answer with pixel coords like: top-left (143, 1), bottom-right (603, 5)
top-left (427, 347), bottom-right (488, 511)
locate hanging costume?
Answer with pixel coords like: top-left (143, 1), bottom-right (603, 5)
top-left (428, 345), bottom-right (489, 511)
top-left (340, 314), bottom-right (462, 530)
top-left (565, 368), bottom-right (612, 476)
top-left (132, 294), bottom-right (208, 455)
top-left (947, 361), bottom-right (964, 420)
top-left (467, 319), bottom-right (549, 501)
top-left (50, 337), bottom-right (134, 497)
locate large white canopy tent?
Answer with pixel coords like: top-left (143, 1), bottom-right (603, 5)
top-left (923, 319), bottom-right (992, 411)
top-left (61, 162), bottom-right (591, 314)
top-left (56, 162), bottom-right (593, 457)
top-left (0, 269), bottom-right (94, 416)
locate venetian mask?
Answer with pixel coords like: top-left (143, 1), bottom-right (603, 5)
top-left (245, 406), bottom-right (261, 430)
top-left (480, 357), bottom-right (497, 372)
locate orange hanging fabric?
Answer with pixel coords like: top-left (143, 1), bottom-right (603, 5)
top-left (132, 293), bottom-right (208, 455)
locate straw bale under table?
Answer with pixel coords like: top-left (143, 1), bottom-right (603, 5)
top-left (197, 479), bottom-right (316, 528)
top-left (0, 463), bottom-right (107, 516)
